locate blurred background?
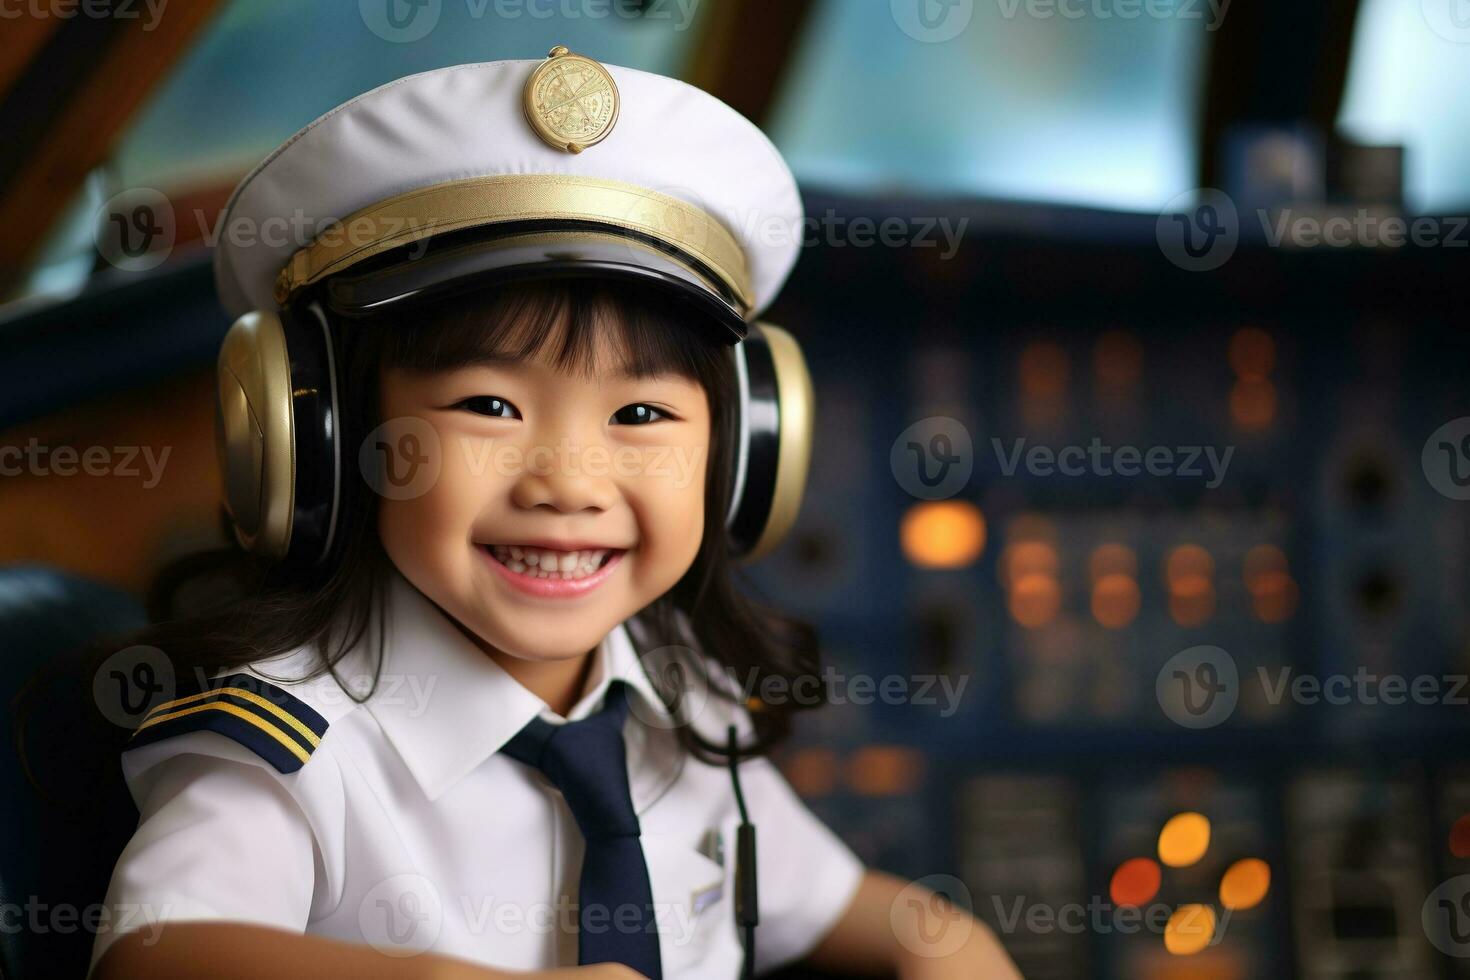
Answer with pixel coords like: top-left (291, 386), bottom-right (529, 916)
top-left (1, 1), bottom-right (1469, 977)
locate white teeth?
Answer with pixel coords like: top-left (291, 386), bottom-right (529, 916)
top-left (486, 545), bottom-right (614, 581)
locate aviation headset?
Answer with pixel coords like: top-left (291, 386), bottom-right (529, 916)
top-left (214, 242), bottom-right (816, 573)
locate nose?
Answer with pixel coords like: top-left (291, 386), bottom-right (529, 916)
top-left (509, 439), bottom-right (619, 514)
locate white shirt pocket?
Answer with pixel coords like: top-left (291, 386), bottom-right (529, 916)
top-left (642, 830), bottom-right (736, 977)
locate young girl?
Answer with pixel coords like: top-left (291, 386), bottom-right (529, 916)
top-left (89, 51), bottom-right (1020, 980)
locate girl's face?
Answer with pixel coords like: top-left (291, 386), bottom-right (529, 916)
top-left (377, 322), bottom-right (710, 664)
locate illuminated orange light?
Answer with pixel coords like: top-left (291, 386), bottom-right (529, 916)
top-left (1092, 573), bottom-right (1141, 629)
top-left (1169, 574), bottom-right (1216, 627)
top-left (1009, 572), bottom-right (1062, 629)
top-left (999, 540), bottom-right (1058, 587)
top-left (847, 746), bottom-right (925, 797)
top-left (1001, 540), bottom-right (1059, 588)
top-left (1219, 858), bottom-right (1271, 911)
top-left (1164, 904), bottom-right (1217, 955)
top-left (1158, 812), bottom-right (1211, 867)
top-left (1243, 544), bottom-right (1289, 592)
top-left (1094, 331), bottom-right (1143, 390)
top-left (1166, 544), bottom-right (1215, 585)
top-left (1230, 378), bottom-right (1277, 430)
top-left (783, 748), bottom-right (839, 798)
top-left (1228, 327), bottom-right (1276, 381)
top-left (901, 502), bottom-right (986, 569)
top-left (1250, 571), bottom-right (1299, 624)
top-left (1451, 814), bottom-right (1470, 858)
top-left (1019, 341), bottom-right (1070, 398)
top-left (1110, 857), bottom-right (1162, 907)
top-left (1090, 543), bottom-right (1138, 582)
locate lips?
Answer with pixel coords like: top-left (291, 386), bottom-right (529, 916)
top-left (477, 542), bottom-right (626, 599)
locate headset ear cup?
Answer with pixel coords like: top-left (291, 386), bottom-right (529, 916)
top-left (216, 311), bottom-right (296, 559)
top-left (726, 323), bottom-right (815, 563)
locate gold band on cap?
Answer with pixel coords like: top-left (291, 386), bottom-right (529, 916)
top-left (271, 173), bottom-right (753, 312)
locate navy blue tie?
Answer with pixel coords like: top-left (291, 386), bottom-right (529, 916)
top-left (500, 681), bottom-right (662, 979)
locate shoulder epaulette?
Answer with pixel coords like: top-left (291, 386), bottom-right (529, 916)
top-left (126, 672), bottom-right (329, 773)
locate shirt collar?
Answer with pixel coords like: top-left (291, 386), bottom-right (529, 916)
top-left (362, 568), bottom-right (670, 802)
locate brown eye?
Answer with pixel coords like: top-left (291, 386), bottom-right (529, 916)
top-left (610, 404), bottom-right (668, 425)
top-left (457, 396), bottom-right (521, 419)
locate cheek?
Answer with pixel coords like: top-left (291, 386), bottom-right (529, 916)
top-left (625, 443), bottom-right (708, 577)
top-left (377, 431), bottom-right (496, 578)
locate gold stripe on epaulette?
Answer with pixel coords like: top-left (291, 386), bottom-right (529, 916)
top-left (143, 686), bottom-right (323, 748)
top-left (134, 701), bottom-right (312, 765)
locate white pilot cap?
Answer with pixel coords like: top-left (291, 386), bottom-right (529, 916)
top-left (212, 47), bottom-right (805, 340)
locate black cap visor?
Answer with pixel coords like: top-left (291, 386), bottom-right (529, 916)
top-left (320, 224), bottom-right (749, 343)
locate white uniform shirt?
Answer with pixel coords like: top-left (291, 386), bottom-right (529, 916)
top-left (91, 569), bottom-right (866, 977)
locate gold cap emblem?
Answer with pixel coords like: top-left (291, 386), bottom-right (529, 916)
top-left (523, 46), bottom-right (620, 154)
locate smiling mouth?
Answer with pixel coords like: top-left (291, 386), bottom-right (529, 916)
top-left (480, 544), bottom-right (622, 582)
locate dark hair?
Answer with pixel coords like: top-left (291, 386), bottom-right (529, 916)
top-left (123, 276), bottom-right (818, 762)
